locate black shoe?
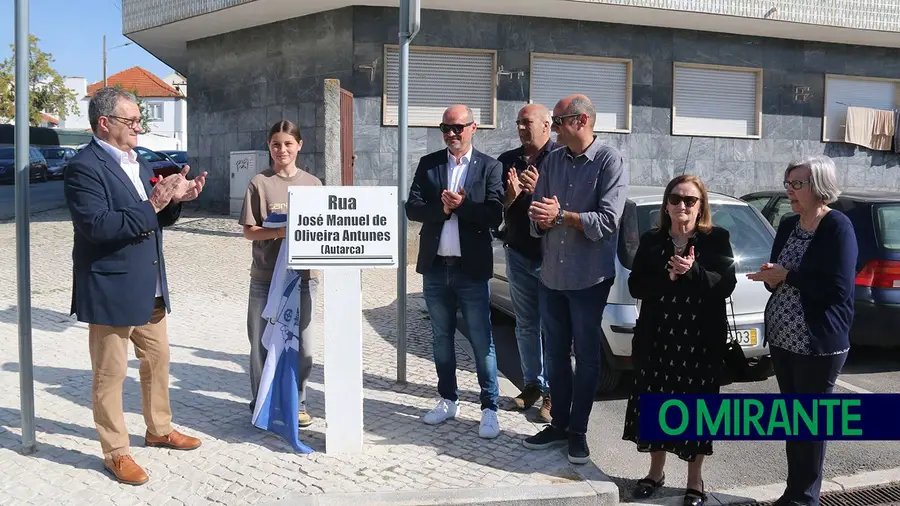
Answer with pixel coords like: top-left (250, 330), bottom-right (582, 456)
top-left (683, 481), bottom-right (706, 506)
top-left (633, 474), bottom-right (665, 499)
top-left (567, 433), bottom-right (590, 464)
top-left (512, 384), bottom-right (543, 410)
top-left (523, 425), bottom-right (568, 450)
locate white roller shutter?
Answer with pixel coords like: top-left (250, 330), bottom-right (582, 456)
top-left (673, 64), bottom-right (761, 138)
top-left (823, 75), bottom-right (899, 141)
top-left (530, 54), bottom-right (631, 132)
top-left (384, 46), bottom-right (496, 127)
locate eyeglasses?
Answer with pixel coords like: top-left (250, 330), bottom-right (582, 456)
top-left (439, 122), bottom-right (473, 135)
top-left (551, 114), bottom-right (580, 126)
top-left (667, 194), bottom-right (700, 207)
top-left (783, 180), bottom-right (810, 190)
top-left (107, 115), bottom-right (143, 129)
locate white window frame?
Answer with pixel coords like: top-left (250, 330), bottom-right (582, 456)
top-left (528, 53), bottom-right (632, 133)
top-left (822, 74), bottom-right (900, 143)
top-left (146, 102), bottom-right (164, 122)
top-left (382, 45), bottom-right (497, 128)
top-left (672, 63), bottom-right (763, 139)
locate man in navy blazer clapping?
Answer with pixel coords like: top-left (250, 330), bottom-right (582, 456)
top-left (64, 87), bottom-right (207, 486)
top-left (405, 104), bottom-right (504, 440)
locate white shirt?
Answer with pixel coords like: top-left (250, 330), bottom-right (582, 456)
top-left (94, 137), bottom-right (163, 298)
top-left (437, 147), bottom-right (473, 257)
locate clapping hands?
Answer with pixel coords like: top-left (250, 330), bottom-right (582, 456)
top-left (148, 165), bottom-right (208, 212)
top-left (667, 246), bottom-right (695, 281)
top-left (441, 186), bottom-right (465, 214)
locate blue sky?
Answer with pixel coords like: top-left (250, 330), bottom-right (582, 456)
top-left (1, 0), bottom-right (174, 84)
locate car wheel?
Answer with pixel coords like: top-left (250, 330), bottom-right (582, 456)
top-left (596, 366), bottom-right (622, 394)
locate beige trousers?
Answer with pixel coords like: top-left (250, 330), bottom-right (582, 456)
top-left (88, 298), bottom-right (173, 458)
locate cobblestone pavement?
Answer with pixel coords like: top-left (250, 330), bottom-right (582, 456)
top-left (0, 208), bottom-right (591, 506)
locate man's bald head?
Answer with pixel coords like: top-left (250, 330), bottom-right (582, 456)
top-left (552, 94), bottom-right (596, 150)
top-left (516, 103), bottom-right (552, 150)
top-left (443, 104), bottom-right (474, 124)
top-left (442, 104), bottom-right (477, 157)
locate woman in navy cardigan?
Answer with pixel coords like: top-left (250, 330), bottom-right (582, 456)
top-left (747, 155), bottom-right (858, 506)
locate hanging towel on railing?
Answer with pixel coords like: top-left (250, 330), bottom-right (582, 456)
top-left (872, 109), bottom-right (895, 151)
top-left (845, 106), bottom-right (895, 151)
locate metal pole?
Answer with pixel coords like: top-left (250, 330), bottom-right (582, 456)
top-left (396, 0), bottom-right (410, 384)
top-left (15, 0), bottom-right (36, 456)
top-left (103, 35), bottom-right (107, 87)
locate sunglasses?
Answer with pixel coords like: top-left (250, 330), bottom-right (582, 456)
top-left (551, 113), bottom-right (580, 126)
top-left (439, 122), bottom-right (473, 135)
top-left (783, 180), bottom-right (810, 190)
top-left (667, 194), bottom-right (701, 207)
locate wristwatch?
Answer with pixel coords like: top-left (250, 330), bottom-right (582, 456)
top-left (555, 208), bottom-right (565, 226)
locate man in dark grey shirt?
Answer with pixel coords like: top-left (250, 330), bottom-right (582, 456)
top-left (521, 94), bottom-right (628, 465)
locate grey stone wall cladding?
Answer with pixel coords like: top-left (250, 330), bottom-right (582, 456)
top-left (350, 7), bottom-right (900, 198)
top-left (185, 8), bottom-right (353, 211)
top-left (184, 5), bottom-right (899, 210)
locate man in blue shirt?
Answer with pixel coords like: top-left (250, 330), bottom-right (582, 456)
top-left (523, 94), bottom-right (628, 465)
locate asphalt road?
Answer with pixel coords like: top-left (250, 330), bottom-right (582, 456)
top-left (0, 180), bottom-right (66, 221)
top-left (458, 310), bottom-right (900, 500)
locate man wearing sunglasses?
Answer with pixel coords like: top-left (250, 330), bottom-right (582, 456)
top-left (496, 104), bottom-right (561, 422)
top-left (405, 104), bottom-right (505, 439)
top-left (523, 94), bottom-right (628, 465)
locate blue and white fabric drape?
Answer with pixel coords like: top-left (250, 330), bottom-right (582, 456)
top-left (251, 217), bottom-right (314, 453)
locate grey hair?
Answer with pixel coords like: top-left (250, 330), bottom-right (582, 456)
top-left (566, 96), bottom-right (596, 126)
top-left (88, 86), bottom-right (137, 132)
top-left (785, 155), bottom-right (841, 204)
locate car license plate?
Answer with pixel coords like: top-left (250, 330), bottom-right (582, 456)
top-left (729, 328), bottom-right (758, 347)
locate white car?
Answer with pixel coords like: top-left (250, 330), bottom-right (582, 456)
top-left (490, 186), bottom-right (775, 393)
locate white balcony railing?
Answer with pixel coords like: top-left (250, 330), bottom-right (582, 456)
top-left (122, 0), bottom-right (900, 34)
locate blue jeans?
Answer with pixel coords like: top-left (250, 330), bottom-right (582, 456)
top-left (423, 264), bottom-right (500, 412)
top-left (539, 278), bottom-right (613, 435)
top-left (505, 246), bottom-right (549, 395)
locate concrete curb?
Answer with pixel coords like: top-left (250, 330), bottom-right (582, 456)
top-left (711, 466), bottom-right (900, 505)
top-left (267, 482), bottom-right (616, 506)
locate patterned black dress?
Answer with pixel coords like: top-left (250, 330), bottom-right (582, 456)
top-left (622, 226), bottom-right (737, 462)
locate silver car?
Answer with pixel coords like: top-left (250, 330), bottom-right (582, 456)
top-left (490, 186), bottom-right (775, 392)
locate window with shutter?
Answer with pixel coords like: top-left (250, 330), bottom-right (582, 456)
top-left (672, 63), bottom-right (763, 139)
top-left (383, 46), bottom-right (497, 128)
top-left (822, 74), bottom-right (900, 142)
top-left (529, 53), bottom-right (632, 133)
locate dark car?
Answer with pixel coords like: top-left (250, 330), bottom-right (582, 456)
top-left (134, 146), bottom-right (181, 178)
top-left (0, 146), bottom-right (50, 184)
top-left (39, 146), bottom-right (77, 180)
top-left (740, 189), bottom-right (900, 348)
top-left (159, 150), bottom-right (188, 168)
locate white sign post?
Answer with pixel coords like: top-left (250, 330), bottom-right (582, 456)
top-left (287, 186), bottom-right (397, 455)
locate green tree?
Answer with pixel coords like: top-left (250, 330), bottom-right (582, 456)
top-left (0, 35), bottom-right (79, 126)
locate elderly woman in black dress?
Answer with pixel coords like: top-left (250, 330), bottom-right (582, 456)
top-left (622, 175), bottom-right (737, 506)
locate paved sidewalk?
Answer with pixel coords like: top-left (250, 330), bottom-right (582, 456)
top-left (0, 209), bottom-right (616, 506)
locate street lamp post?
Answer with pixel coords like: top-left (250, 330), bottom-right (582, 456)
top-left (15, 0), bottom-right (36, 456)
top-left (103, 35), bottom-right (132, 87)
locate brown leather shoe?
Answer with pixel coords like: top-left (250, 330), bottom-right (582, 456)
top-left (145, 429), bottom-right (202, 451)
top-left (104, 455), bottom-right (149, 486)
top-left (538, 396), bottom-right (552, 423)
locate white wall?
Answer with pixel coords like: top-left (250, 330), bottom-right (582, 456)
top-left (59, 77), bottom-right (91, 130)
top-left (144, 96), bottom-right (188, 149)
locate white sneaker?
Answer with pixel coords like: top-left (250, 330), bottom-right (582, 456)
top-left (479, 409), bottom-right (500, 439)
top-left (423, 399), bottom-right (459, 425)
